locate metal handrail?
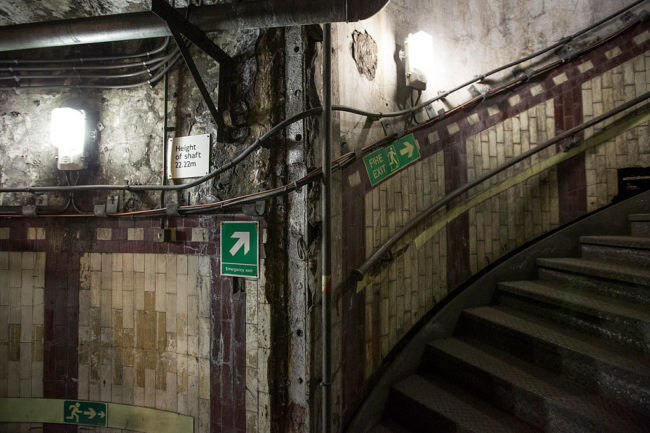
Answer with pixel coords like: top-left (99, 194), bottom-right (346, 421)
top-left (352, 91), bottom-right (650, 281)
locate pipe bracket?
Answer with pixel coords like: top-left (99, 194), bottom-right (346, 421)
top-left (152, 0), bottom-right (235, 141)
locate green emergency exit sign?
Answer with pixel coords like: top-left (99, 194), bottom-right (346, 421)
top-left (363, 133), bottom-right (421, 186)
top-left (220, 221), bottom-right (259, 278)
top-left (64, 400), bottom-right (107, 427)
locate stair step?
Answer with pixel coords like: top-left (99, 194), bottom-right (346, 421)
top-left (630, 214), bottom-right (650, 237)
top-left (538, 266), bottom-right (650, 306)
top-left (580, 235), bottom-right (650, 249)
top-left (498, 280), bottom-right (650, 323)
top-left (536, 257), bottom-right (650, 286)
top-left (458, 305), bottom-right (650, 413)
top-left (389, 374), bottom-right (540, 433)
top-left (368, 419), bottom-right (415, 433)
top-left (497, 280), bottom-right (650, 354)
top-left (422, 338), bottom-right (650, 433)
top-left (580, 236), bottom-right (650, 267)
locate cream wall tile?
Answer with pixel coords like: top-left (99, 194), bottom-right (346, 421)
top-left (75, 252), bottom-right (215, 431)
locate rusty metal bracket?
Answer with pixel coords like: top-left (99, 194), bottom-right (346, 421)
top-left (152, 0), bottom-right (234, 141)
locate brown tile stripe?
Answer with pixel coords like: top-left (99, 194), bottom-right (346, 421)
top-left (211, 274), bottom-right (247, 433)
top-left (555, 86), bottom-right (587, 223)
top-left (0, 216), bottom-right (246, 433)
top-left (44, 224), bottom-right (80, 433)
top-left (443, 138), bottom-right (472, 290)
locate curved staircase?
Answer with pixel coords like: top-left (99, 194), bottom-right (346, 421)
top-left (372, 213), bottom-right (650, 433)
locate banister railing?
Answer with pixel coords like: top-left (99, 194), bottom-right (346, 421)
top-left (352, 91), bottom-right (650, 283)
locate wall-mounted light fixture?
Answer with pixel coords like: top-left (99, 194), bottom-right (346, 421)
top-left (404, 31), bottom-right (434, 91)
top-left (50, 106), bottom-right (96, 170)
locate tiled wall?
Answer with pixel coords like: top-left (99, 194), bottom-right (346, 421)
top-left (583, 51), bottom-right (650, 211)
top-left (336, 18), bottom-right (650, 428)
top-left (0, 251), bottom-right (45, 433)
top-left (362, 152), bottom-right (447, 375)
top-left (78, 253), bottom-right (212, 433)
top-left (466, 101), bottom-right (560, 273)
top-left (0, 217), bottom-right (260, 433)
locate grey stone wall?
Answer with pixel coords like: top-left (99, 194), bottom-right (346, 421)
top-left (0, 26), bottom-right (266, 211)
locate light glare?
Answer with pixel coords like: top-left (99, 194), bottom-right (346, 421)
top-left (405, 31), bottom-right (434, 90)
top-left (51, 107), bottom-right (85, 153)
top-left (51, 107), bottom-right (87, 170)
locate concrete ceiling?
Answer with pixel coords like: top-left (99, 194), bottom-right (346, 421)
top-left (0, 0), bottom-right (222, 26)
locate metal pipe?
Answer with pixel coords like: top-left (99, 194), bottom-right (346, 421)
top-left (0, 0), bottom-right (389, 52)
top-left (0, 37), bottom-right (170, 64)
top-left (161, 53), bottom-right (170, 209)
top-left (160, 0), bottom-right (175, 220)
top-left (353, 90), bottom-right (650, 280)
top-left (321, 22), bottom-right (332, 433)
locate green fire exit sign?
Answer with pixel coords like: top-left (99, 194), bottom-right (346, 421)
top-left (363, 133), bottom-right (421, 186)
top-left (64, 400), bottom-right (107, 427)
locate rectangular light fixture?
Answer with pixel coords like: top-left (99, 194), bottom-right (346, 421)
top-left (405, 31), bottom-right (434, 91)
top-left (51, 107), bottom-right (87, 170)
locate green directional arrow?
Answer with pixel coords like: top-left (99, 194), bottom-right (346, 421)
top-left (399, 137), bottom-right (415, 159)
top-left (363, 133), bottom-right (421, 186)
top-left (220, 221), bottom-right (259, 278)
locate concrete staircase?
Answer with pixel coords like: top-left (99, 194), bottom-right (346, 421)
top-left (372, 214), bottom-right (650, 433)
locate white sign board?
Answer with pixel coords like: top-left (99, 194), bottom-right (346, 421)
top-left (168, 134), bottom-right (210, 179)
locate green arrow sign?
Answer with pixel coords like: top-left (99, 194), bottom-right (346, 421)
top-left (363, 133), bottom-right (421, 186)
top-left (64, 400), bottom-right (107, 427)
top-left (221, 221), bottom-right (259, 278)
